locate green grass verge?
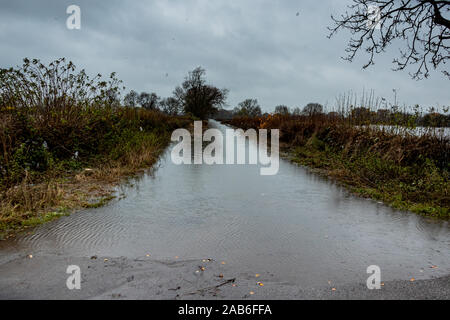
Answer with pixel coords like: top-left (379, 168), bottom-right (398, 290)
top-left (290, 137), bottom-right (449, 218)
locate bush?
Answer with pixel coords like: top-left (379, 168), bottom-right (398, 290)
top-left (0, 58), bottom-right (191, 190)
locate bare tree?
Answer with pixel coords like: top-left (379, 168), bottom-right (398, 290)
top-left (173, 67), bottom-right (228, 119)
top-left (138, 92), bottom-right (160, 110)
top-left (233, 99), bottom-right (262, 117)
top-left (328, 0), bottom-right (450, 79)
top-left (124, 90), bottom-right (139, 107)
top-left (274, 105), bottom-right (290, 115)
top-left (160, 97), bottom-right (181, 115)
top-left (303, 103), bottom-right (324, 116)
top-left (291, 107), bottom-right (302, 116)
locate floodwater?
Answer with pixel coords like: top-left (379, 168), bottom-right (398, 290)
top-left (0, 120), bottom-right (448, 287)
top-left (364, 125), bottom-right (450, 137)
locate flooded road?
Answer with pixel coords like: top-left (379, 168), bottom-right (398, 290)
top-left (0, 121), bottom-right (449, 295)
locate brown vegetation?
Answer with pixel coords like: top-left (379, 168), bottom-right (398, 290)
top-left (224, 112), bottom-right (449, 217)
top-left (0, 58), bottom-right (191, 236)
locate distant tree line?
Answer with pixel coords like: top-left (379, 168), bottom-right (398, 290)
top-left (118, 67), bottom-right (448, 127)
top-left (348, 106), bottom-right (450, 127)
top-left (122, 67), bottom-right (227, 120)
top-left (217, 99), bottom-right (449, 127)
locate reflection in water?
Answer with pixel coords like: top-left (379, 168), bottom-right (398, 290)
top-left (0, 120), bottom-right (448, 286)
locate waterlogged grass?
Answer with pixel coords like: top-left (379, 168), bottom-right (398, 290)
top-left (0, 207), bottom-right (70, 239)
top-left (0, 119), bottom-right (191, 237)
top-left (21, 207), bottom-right (70, 227)
top-left (226, 114), bottom-right (449, 219)
top-left (82, 195), bottom-right (117, 209)
top-left (290, 139), bottom-right (449, 218)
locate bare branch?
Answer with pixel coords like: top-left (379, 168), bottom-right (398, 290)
top-left (328, 0), bottom-right (450, 79)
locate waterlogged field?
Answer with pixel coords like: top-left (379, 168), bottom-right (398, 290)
top-left (361, 125), bottom-right (450, 137)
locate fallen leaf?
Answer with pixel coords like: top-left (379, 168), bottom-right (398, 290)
top-left (410, 278), bottom-right (415, 282)
top-left (257, 282), bottom-right (264, 287)
top-left (255, 274), bottom-right (260, 278)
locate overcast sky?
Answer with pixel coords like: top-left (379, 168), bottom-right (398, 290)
top-left (0, 0), bottom-right (448, 112)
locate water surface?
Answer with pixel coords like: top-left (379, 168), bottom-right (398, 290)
top-left (1, 120), bottom-right (448, 286)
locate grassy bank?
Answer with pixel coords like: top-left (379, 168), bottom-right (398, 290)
top-left (0, 58), bottom-right (191, 236)
top-left (224, 114), bottom-right (449, 218)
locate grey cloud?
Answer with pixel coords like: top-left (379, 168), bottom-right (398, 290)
top-left (0, 0), bottom-right (448, 112)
